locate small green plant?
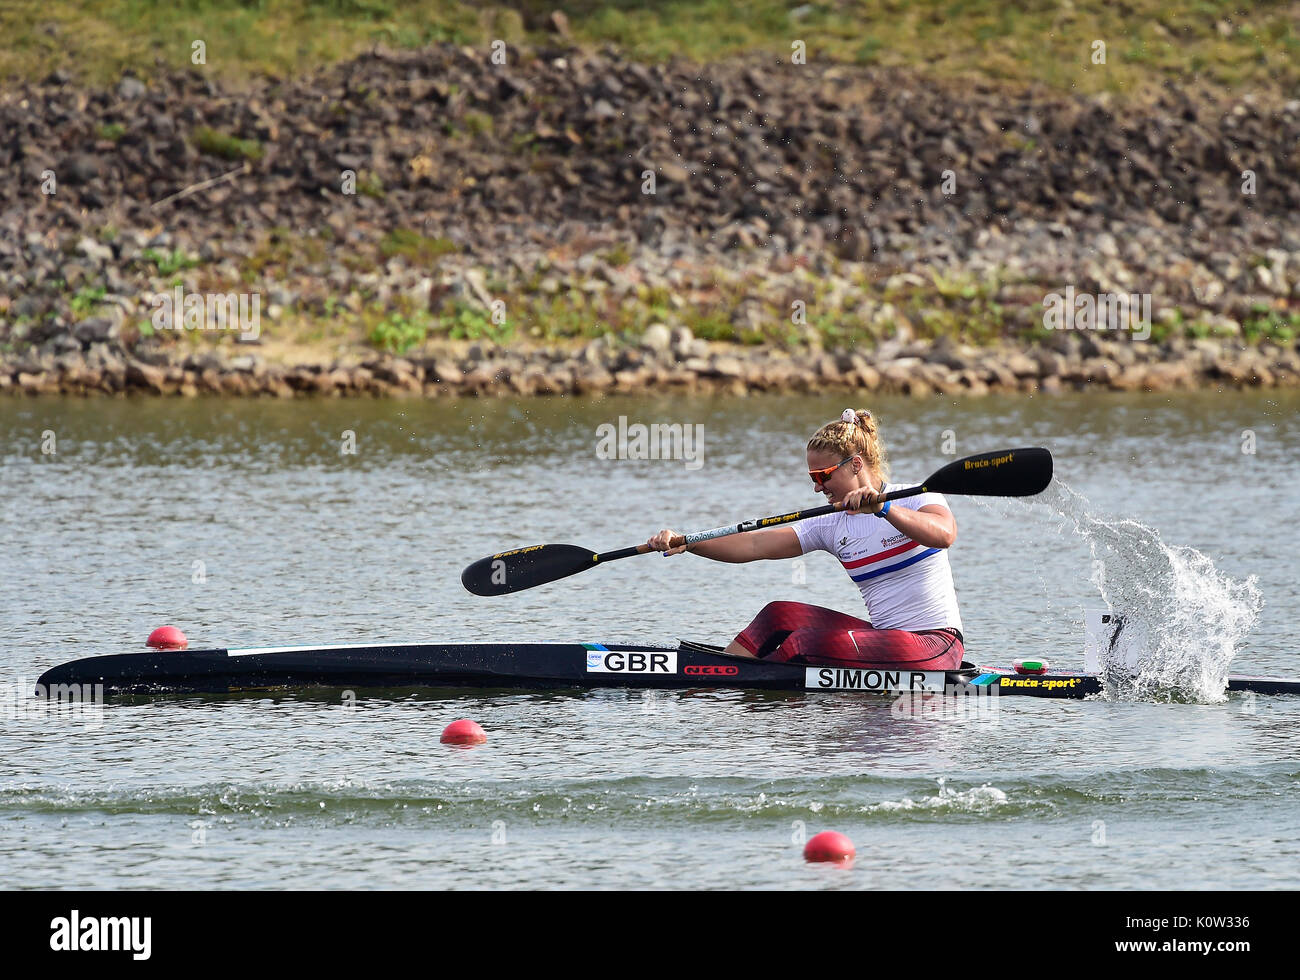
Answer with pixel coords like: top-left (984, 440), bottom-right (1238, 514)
top-left (685, 311), bottom-right (737, 342)
top-left (368, 311), bottom-right (429, 354)
top-left (97, 122), bottom-right (126, 141)
top-left (192, 126), bottom-right (264, 161)
top-left (329, 0), bottom-right (396, 23)
top-left (438, 302), bottom-right (514, 343)
top-left (602, 243), bottom-right (633, 267)
top-left (356, 171), bottom-right (385, 198)
top-left (463, 111), bottom-right (493, 136)
top-left (855, 38), bottom-right (884, 65)
top-left (380, 229), bottom-right (458, 263)
top-left (70, 284), bottom-right (107, 318)
top-left (141, 248), bottom-right (199, 276)
top-left (1241, 304), bottom-right (1299, 343)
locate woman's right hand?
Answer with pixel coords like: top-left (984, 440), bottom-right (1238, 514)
top-left (648, 529), bottom-right (688, 556)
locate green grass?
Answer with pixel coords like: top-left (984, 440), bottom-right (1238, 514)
top-left (2, 1), bottom-right (1298, 99)
top-left (437, 301), bottom-right (514, 343)
top-left (367, 310), bottom-right (430, 354)
top-left (141, 247), bottom-right (199, 276)
top-left (355, 171), bottom-right (385, 199)
top-left (379, 229), bottom-right (458, 264)
top-left (239, 228), bottom-right (329, 281)
top-left (69, 284), bottom-right (107, 318)
top-left (462, 110), bottom-right (493, 136)
top-left (1241, 304), bottom-right (1300, 344)
top-left (193, 126), bottom-right (263, 162)
top-left (601, 243), bottom-right (632, 267)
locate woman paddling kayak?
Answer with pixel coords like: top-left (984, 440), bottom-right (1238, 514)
top-left (647, 408), bottom-right (965, 669)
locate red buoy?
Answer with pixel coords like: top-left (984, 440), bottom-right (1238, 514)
top-left (147, 625), bottom-right (188, 651)
top-left (804, 830), bottom-right (855, 865)
top-left (441, 719), bottom-right (487, 745)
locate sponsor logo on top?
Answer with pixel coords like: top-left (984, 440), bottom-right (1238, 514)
top-left (963, 451), bottom-right (1013, 471)
top-left (999, 676), bottom-right (1084, 691)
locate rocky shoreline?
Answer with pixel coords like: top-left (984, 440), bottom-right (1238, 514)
top-left (3, 44), bottom-right (1299, 397)
top-left (4, 328), bottom-right (1293, 397)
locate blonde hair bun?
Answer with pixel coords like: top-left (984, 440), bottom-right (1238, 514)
top-left (808, 409), bottom-right (888, 479)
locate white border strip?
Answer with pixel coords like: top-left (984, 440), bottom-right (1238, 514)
top-left (228, 642), bottom-right (450, 658)
top-left (226, 641), bottom-right (680, 658)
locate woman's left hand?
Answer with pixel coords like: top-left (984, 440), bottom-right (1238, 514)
top-left (842, 486), bottom-right (885, 514)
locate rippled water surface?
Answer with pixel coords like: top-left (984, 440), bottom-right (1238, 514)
top-left (3, 391), bottom-right (1298, 888)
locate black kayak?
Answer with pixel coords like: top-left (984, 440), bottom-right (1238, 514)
top-left (34, 638), bottom-right (1300, 700)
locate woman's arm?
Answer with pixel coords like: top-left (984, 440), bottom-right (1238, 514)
top-left (877, 504), bottom-right (957, 549)
top-left (646, 526), bottom-right (802, 563)
top-left (841, 485), bottom-right (957, 549)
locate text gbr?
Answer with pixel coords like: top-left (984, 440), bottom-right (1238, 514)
top-left (586, 651), bottom-right (678, 674)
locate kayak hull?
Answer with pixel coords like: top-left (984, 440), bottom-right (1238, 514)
top-left (34, 639), bottom-right (1300, 699)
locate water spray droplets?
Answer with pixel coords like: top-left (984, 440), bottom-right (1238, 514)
top-left (1050, 480), bottom-right (1262, 702)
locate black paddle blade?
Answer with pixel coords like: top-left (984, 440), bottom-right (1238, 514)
top-left (924, 447), bottom-right (1053, 497)
top-left (461, 544), bottom-right (597, 596)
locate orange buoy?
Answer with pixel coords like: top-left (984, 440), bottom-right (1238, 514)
top-left (804, 830), bottom-right (855, 865)
top-left (440, 719), bottom-right (487, 745)
top-left (146, 625), bottom-right (188, 651)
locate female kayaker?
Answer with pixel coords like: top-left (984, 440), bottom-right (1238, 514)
top-left (647, 408), bottom-right (964, 669)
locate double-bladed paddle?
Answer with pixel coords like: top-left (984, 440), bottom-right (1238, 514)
top-left (461, 446), bottom-right (1052, 597)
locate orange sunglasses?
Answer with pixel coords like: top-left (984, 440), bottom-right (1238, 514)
top-left (809, 455), bottom-right (856, 486)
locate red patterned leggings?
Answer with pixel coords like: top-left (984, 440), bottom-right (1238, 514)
top-left (734, 601), bottom-right (964, 669)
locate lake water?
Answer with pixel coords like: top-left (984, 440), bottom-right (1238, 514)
top-left (2, 389), bottom-right (1298, 888)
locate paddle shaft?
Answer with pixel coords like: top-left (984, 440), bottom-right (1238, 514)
top-left (598, 485), bottom-right (926, 563)
top-left (461, 447), bottom-right (1051, 595)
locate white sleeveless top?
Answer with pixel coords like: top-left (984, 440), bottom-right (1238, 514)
top-left (791, 483), bottom-right (963, 633)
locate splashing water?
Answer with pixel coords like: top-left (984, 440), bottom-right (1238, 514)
top-left (1041, 480), bottom-right (1263, 702)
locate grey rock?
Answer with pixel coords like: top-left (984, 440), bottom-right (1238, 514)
top-left (77, 236), bottom-right (115, 266)
top-left (61, 154), bottom-right (100, 184)
top-left (118, 76), bottom-right (147, 100)
top-left (73, 317), bottom-right (120, 344)
top-left (12, 295), bottom-right (42, 319)
top-left (641, 322), bottom-right (672, 352)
